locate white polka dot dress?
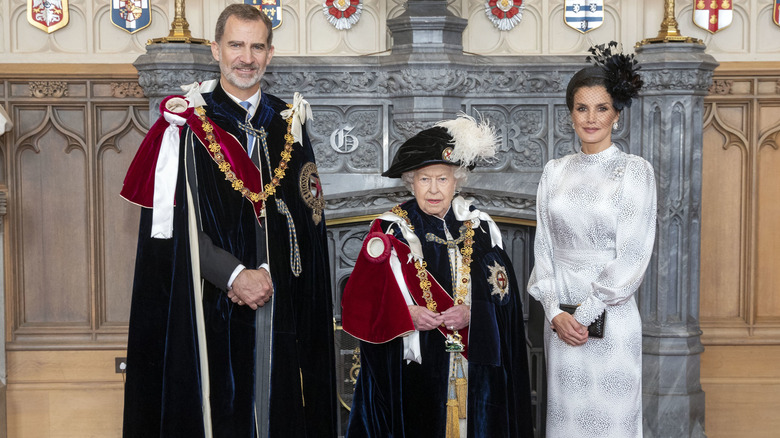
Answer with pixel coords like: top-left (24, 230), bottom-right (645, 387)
top-left (528, 144), bottom-right (657, 438)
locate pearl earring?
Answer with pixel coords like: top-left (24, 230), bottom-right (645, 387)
top-left (571, 123), bottom-right (575, 129)
top-left (613, 122), bottom-right (619, 130)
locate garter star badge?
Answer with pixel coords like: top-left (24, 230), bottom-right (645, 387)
top-left (27, 0), bottom-right (69, 33)
top-left (485, 0), bottom-right (524, 31)
top-left (488, 261), bottom-right (509, 301)
top-left (564, 0), bottom-right (604, 33)
top-left (323, 0), bottom-right (363, 30)
top-left (693, 0), bottom-right (732, 33)
top-left (246, 0), bottom-right (282, 30)
top-left (299, 162), bottom-right (325, 225)
top-left (111, 0), bottom-right (151, 34)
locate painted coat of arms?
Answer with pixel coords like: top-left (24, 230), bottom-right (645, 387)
top-left (774, 0), bottom-right (780, 27)
top-left (693, 0), bottom-right (732, 33)
top-left (111, 0), bottom-right (151, 34)
top-left (27, 0), bottom-right (69, 33)
top-left (564, 0), bottom-right (604, 33)
top-left (485, 0), bottom-right (524, 31)
top-left (323, 0), bottom-right (362, 30)
top-left (246, 0), bottom-right (282, 30)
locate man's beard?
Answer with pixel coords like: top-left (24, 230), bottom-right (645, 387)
top-left (221, 62), bottom-right (265, 91)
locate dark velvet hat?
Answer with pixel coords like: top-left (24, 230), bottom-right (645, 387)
top-left (382, 114), bottom-right (498, 178)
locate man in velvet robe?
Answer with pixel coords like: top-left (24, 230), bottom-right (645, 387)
top-left (120, 5), bottom-right (337, 437)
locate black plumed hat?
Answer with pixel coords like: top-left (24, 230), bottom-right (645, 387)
top-left (382, 114), bottom-right (498, 178)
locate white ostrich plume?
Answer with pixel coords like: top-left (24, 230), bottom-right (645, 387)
top-left (435, 112), bottom-right (498, 169)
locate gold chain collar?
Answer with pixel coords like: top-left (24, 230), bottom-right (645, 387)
top-left (391, 205), bottom-right (473, 310)
top-left (195, 105), bottom-right (295, 204)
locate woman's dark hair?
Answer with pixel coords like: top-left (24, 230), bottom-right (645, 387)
top-left (566, 66), bottom-right (609, 112)
top-left (566, 42), bottom-right (643, 112)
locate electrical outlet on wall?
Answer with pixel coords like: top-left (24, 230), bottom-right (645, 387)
top-left (115, 357), bottom-right (127, 374)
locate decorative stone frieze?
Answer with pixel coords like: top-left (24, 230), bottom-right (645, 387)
top-left (110, 82), bottom-right (145, 98)
top-left (29, 81), bottom-right (68, 98)
top-left (709, 79), bottom-right (733, 95)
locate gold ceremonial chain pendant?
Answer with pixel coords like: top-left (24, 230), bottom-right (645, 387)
top-left (195, 105), bottom-right (295, 205)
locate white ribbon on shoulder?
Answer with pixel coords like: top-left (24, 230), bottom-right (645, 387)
top-left (451, 196), bottom-right (504, 249)
top-left (151, 97), bottom-right (189, 239)
top-left (279, 92), bottom-right (313, 145)
top-left (180, 80), bottom-right (218, 109)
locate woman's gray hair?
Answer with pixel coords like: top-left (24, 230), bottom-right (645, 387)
top-left (401, 166), bottom-right (470, 194)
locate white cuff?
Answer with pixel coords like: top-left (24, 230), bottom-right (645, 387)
top-left (227, 264), bottom-right (246, 289)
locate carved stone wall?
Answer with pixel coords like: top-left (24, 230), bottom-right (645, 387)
top-left (260, 56), bottom-right (619, 220)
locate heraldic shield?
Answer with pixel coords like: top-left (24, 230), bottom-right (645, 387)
top-left (27, 0), bottom-right (69, 33)
top-left (111, 0), bottom-right (152, 34)
top-left (693, 0), bottom-right (733, 33)
top-left (775, 0), bottom-right (780, 27)
top-left (564, 0), bottom-right (604, 33)
top-left (246, 0), bottom-right (283, 29)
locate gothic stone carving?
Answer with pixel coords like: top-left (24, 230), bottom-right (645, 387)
top-left (641, 69), bottom-right (714, 93)
top-left (29, 81), bottom-right (68, 98)
top-left (110, 82), bottom-right (145, 98)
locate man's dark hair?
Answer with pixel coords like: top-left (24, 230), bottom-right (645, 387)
top-left (214, 4), bottom-right (273, 46)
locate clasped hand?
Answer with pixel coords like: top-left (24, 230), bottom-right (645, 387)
top-left (227, 268), bottom-right (273, 310)
top-left (408, 304), bottom-right (470, 332)
top-left (551, 312), bottom-right (588, 346)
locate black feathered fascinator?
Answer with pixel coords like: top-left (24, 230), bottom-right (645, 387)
top-left (566, 41), bottom-right (643, 112)
top-left (585, 41), bottom-right (643, 111)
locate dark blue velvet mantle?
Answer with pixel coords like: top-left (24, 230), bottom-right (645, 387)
top-left (345, 199), bottom-right (534, 437)
top-left (122, 83), bottom-right (337, 437)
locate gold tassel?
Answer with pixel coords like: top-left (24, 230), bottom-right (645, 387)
top-left (456, 377), bottom-right (467, 419)
top-left (446, 398), bottom-right (460, 438)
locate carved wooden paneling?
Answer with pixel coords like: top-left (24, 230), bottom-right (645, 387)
top-left (701, 67), bottom-right (780, 343)
top-left (756, 104), bottom-right (780, 322)
top-left (15, 104), bottom-right (91, 327)
top-left (701, 103), bottom-right (748, 322)
top-left (701, 67), bottom-right (780, 437)
top-left (96, 105), bottom-right (148, 327)
top-left (1, 68), bottom-right (147, 346)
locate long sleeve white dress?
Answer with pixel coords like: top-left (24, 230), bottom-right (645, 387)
top-left (527, 144), bottom-right (657, 438)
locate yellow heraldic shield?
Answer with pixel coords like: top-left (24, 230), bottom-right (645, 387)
top-left (27, 0), bottom-right (69, 33)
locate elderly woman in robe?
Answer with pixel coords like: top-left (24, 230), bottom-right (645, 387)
top-left (341, 115), bottom-right (534, 438)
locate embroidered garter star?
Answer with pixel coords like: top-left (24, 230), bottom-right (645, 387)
top-left (488, 261), bottom-right (509, 300)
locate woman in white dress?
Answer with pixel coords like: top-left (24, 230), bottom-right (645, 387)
top-left (527, 42), bottom-right (657, 438)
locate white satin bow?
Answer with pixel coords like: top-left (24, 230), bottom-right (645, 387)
top-left (180, 80), bottom-right (217, 108)
top-left (280, 92), bottom-right (313, 145)
top-left (451, 196), bottom-right (504, 249)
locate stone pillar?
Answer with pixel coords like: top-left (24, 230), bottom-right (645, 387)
top-left (633, 42), bottom-right (718, 438)
top-left (386, 0), bottom-right (468, 124)
top-left (133, 43), bottom-right (219, 119)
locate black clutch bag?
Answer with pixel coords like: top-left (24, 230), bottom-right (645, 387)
top-left (559, 304), bottom-right (605, 338)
